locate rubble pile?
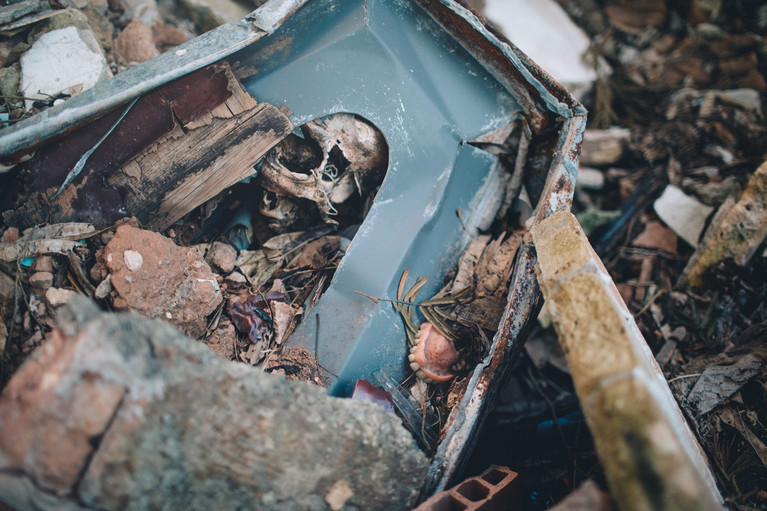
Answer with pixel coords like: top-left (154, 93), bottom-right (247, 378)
top-left (471, 1), bottom-right (767, 509)
top-left (0, 0), bottom-right (765, 509)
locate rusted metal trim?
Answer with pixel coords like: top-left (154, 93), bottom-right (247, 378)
top-left (532, 114), bottom-right (587, 222)
top-left (421, 239), bottom-right (542, 497)
top-left (247, 0), bottom-right (309, 32)
top-left (0, 20), bottom-right (267, 160)
top-left (418, 0), bottom-right (588, 135)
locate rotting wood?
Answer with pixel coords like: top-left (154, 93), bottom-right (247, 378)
top-left (111, 81), bottom-right (292, 229)
top-left (2, 62), bottom-right (292, 230)
top-left (111, 62), bottom-right (292, 229)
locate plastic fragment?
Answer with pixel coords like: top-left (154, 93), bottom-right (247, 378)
top-left (374, 370), bottom-right (439, 449)
top-left (351, 380), bottom-right (394, 414)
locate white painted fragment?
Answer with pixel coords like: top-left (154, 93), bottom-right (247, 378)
top-left (483, 0), bottom-right (606, 99)
top-left (21, 27), bottom-right (111, 110)
top-left (654, 185), bottom-right (714, 247)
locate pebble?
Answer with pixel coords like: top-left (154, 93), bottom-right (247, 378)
top-left (123, 249), bottom-right (143, 271)
top-left (45, 287), bottom-right (78, 307)
top-left (207, 241), bottom-right (236, 274)
top-left (29, 271), bottom-right (53, 290)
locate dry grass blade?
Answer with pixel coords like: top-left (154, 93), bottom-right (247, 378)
top-left (403, 276), bottom-right (428, 303)
top-left (419, 306), bottom-right (458, 342)
top-left (421, 286), bottom-right (471, 306)
top-left (397, 269), bottom-right (409, 301)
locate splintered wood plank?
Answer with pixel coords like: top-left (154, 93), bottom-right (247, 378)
top-left (117, 102), bottom-right (292, 230)
top-left (7, 62), bottom-right (248, 229)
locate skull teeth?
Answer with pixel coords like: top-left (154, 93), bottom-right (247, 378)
top-left (408, 353), bottom-right (415, 362)
top-left (409, 346), bottom-right (416, 353)
top-left (409, 362), bottom-right (420, 371)
top-left (416, 370), bottom-right (427, 380)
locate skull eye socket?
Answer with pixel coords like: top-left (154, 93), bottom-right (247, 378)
top-left (256, 112), bottom-right (389, 232)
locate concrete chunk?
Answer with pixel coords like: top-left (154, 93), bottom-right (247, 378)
top-left (679, 159), bottom-right (767, 288)
top-left (0, 297), bottom-right (427, 510)
top-left (532, 211), bottom-right (723, 511)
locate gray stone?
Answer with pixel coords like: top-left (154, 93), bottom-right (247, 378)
top-left (0, 64), bottom-right (20, 107)
top-left (0, 297), bottom-right (427, 511)
top-left (580, 127), bottom-right (631, 167)
top-left (44, 287), bottom-right (78, 307)
top-left (0, 0), bottom-right (42, 26)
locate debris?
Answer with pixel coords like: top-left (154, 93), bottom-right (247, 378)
top-left (576, 166), bottom-right (606, 190)
top-left (716, 408), bottom-right (767, 468)
top-left (375, 369), bottom-right (439, 450)
top-left (524, 330), bottom-right (568, 374)
top-left (351, 379), bottom-right (394, 414)
top-left (604, 0), bottom-right (667, 33)
top-left (532, 211), bottom-right (722, 511)
top-left (0, 0), bottom-right (587, 501)
top-left (263, 346), bottom-right (324, 385)
top-left (450, 235), bottom-right (490, 294)
top-left (0, 222), bottom-right (93, 262)
top-left (413, 465), bottom-right (520, 511)
top-left (687, 353), bottom-right (765, 416)
top-left (270, 300), bottom-right (299, 346)
top-left (678, 159), bottom-right (767, 289)
top-left (122, 249), bottom-right (142, 271)
top-left (112, 18), bottom-right (159, 65)
top-left (176, 0), bottom-right (249, 33)
top-left (0, 297), bottom-right (427, 510)
top-left (93, 275), bottom-right (112, 299)
top-left (120, 0), bottom-right (159, 27)
top-left (0, 0), bottom-right (43, 26)
top-left (631, 220), bottom-right (679, 255)
top-left (483, 0), bottom-right (605, 99)
top-left (228, 291), bottom-right (284, 343)
top-left (580, 128), bottom-right (631, 167)
top-left (653, 185), bottom-right (715, 247)
top-left (206, 241), bottom-right (236, 274)
top-left (30, 255), bottom-right (53, 272)
top-left (4, 63), bottom-right (291, 230)
top-left (28, 271), bottom-right (52, 290)
top-left (20, 26), bottom-right (111, 110)
top-left (44, 287), bottom-right (77, 307)
top-left (103, 225), bottom-right (222, 338)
